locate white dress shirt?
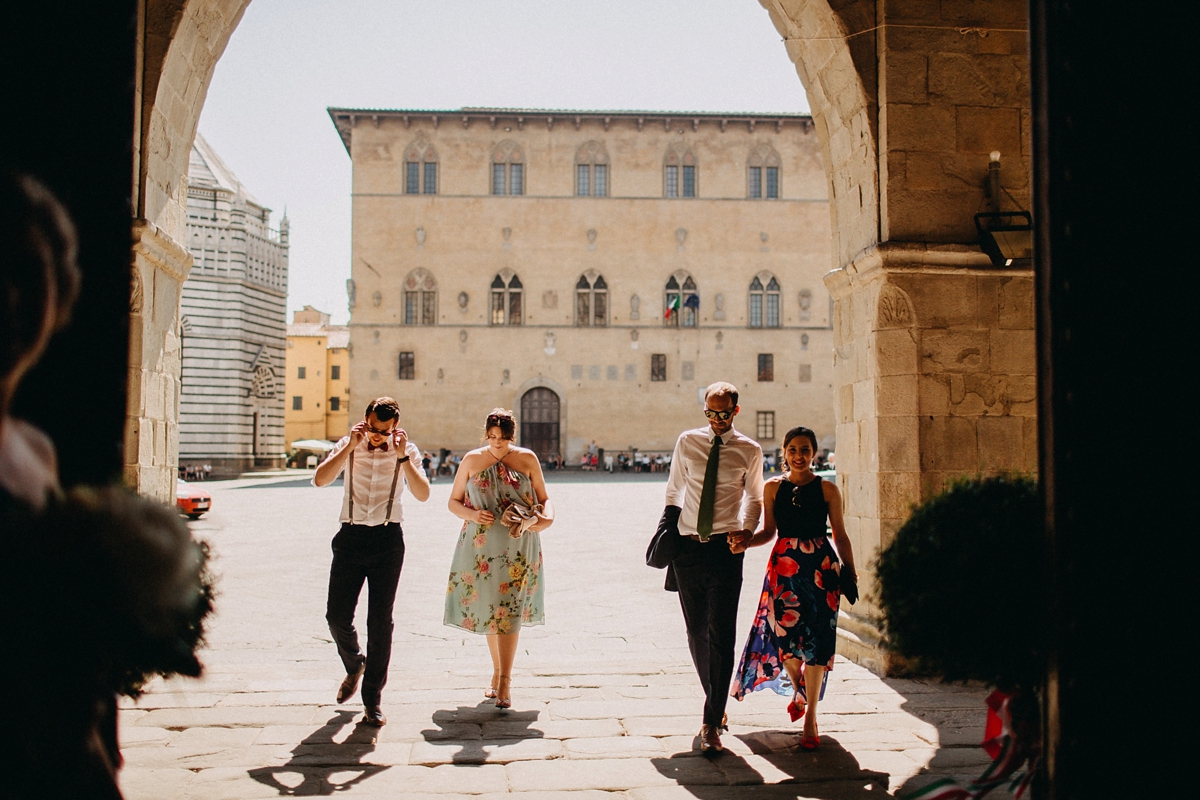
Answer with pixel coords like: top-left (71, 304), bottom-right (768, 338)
top-left (315, 435), bottom-right (422, 526)
top-left (665, 426), bottom-right (764, 537)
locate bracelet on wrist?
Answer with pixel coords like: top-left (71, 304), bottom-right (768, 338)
top-left (397, 455), bottom-right (411, 464)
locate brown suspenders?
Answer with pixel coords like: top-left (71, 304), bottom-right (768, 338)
top-left (346, 447), bottom-right (405, 525)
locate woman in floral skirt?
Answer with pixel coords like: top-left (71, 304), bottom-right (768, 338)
top-left (728, 426), bottom-right (858, 749)
top-left (445, 409), bottom-right (554, 708)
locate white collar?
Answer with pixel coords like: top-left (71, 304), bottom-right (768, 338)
top-left (706, 426), bottom-right (736, 444)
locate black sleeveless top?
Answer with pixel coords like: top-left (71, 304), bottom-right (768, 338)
top-left (773, 476), bottom-right (828, 541)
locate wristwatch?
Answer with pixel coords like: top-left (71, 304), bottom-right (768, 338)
top-left (397, 455), bottom-right (411, 464)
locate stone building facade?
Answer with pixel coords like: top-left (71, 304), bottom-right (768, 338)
top-left (284, 306), bottom-right (350, 445)
top-left (330, 108), bottom-right (834, 461)
top-left (177, 134), bottom-right (289, 477)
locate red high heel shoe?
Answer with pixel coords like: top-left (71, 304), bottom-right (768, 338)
top-left (787, 694), bottom-right (807, 722)
top-left (799, 724), bottom-right (820, 750)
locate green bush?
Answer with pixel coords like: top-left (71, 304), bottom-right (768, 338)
top-left (876, 474), bottom-right (1044, 691)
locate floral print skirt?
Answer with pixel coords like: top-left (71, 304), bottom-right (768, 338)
top-left (731, 535), bottom-right (841, 702)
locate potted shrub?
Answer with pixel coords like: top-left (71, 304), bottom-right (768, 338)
top-left (876, 474), bottom-right (1043, 798)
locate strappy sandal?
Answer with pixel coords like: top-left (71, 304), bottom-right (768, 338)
top-left (495, 675), bottom-right (512, 709)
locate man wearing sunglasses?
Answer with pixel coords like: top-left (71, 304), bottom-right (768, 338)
top-left (664, 381), bottom-right (764, 753)
top-left (313, 397), bottom-right (430, 726)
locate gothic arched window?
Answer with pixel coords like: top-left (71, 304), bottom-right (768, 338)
top-left (664, 145), bottom-right (697, 198)
top-left (575, 272), bottom-right (608, 326)
top-left (576, 141), bottom-right (609, 197)
top-left (405, 140), bottom-right (438, 195)
top-left (492, 140), bottom-right (524, 196)
top-left (403, 268), bottom-right (438, 325)
top-left (664, 272), bottom-right (699, 327)
top-left (749, 273), bottom-right (781, 328)
top-left (490, 271), bottom-right (523, 325)
top-left (747, 143), bottom-right (781, 199)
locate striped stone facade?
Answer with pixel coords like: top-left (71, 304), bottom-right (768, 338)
top-left (178, 134), bottom-right (289, 477)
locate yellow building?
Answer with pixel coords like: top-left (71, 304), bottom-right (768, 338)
top-left (284, 306), bottom-right (350, 448)
top-left (329, 107), bottom-right (834, 461)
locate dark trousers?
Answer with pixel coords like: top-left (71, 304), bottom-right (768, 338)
top-left (326, 522), bottom-right (405, 707)
top-left (672, 536), bottom-right (745, 727)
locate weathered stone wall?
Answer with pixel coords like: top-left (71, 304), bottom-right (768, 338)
top-left (877, 1), bottom-right (1031, 242)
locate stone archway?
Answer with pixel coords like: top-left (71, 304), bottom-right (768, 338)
top-left (131, 0), bottom-right (1037, 674)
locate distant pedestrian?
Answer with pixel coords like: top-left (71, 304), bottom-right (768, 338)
top-left (729, 426), bottom-right (858, 751)
top-left (312, 397), bottom-right (430, 726)
top-left (444, 409), bottom-right (554, 709)
top-left (422, 451), bottom-right (432, 480)
top-left (661, 382), bottom-right (764, 753)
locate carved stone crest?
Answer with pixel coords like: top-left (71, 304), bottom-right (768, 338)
top-left (416, 226), bottom-right (426, 245)
top-left (675, 228), bottom-right (688, 247)
top-left (542, 290), bottom-right (557, 309)
top-left (714, 293), bottom-right (726, 321)
top-left (877, 284), bottom-right (914, 329)
top-left (587, 228), bottom-right (597, 244)
top-left (458, 291), bottom-right (469, 310)
top-left (630, 294), bottom-right (640, 320)
top-left (544, 330), bottom-right (556, 355)
top-left (798, 288), bottom-right (812, 321)
top-left (130, 267), bottom-right (143, 313)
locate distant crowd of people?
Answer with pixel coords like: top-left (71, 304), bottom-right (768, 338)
top-left (179, 463), bottom-right (212, 481)
top-left (299, 440), bottom-right (834, 479)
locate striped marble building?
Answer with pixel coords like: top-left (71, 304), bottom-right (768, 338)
top-left (178, 134), bottom-right (289, 477)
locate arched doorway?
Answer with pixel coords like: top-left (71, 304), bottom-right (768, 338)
top-left (520, 388), bottom-right (560, 463)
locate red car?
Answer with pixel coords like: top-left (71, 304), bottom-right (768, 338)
top-left (176, 479), bottom-right (212, 519)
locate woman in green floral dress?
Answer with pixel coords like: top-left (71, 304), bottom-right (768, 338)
top-left (445, 409), bottom-right (554, 708)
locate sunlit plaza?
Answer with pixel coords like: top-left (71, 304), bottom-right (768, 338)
top-left (118, 474), bottom-right (1003, 799)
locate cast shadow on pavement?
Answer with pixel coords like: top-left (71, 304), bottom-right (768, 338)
top-left (247, 709), bottom-right (390, 795)
top-left (653, 730), bottom-right (887, 800)
top-left (419, 702), bottom-right (544, 764)
top-left (887, 678), bottom-right (1011, 799)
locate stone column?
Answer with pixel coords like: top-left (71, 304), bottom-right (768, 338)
top-left (825, 243), bottom-right (1037, 674)
top-left (127, 218), bottom-right (193, 502)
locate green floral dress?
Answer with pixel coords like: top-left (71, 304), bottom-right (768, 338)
top-left (444, 459), bottom-right (545, 634)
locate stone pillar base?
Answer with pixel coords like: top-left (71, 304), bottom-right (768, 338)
top-left (126, 218), bottom-right (192, 502)
top-left (826, 241), bottom-right (1037, 677)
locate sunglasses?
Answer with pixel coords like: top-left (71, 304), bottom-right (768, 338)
top-left (487, 414), bottom-right (513, 424)
top-left (703, 408), bottom-right (735, 421)
top-left (365, 424), bottom-right (395, 435)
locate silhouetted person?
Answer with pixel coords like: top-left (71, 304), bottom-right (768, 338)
top-left (1, 172), bottom-right (213, 799)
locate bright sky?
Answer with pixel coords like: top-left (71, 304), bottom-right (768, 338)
top-left (199, 0), bottom-right (811, 325)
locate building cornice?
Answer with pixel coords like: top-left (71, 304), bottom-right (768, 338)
top-left (327, 107), bottom-right (814, 155)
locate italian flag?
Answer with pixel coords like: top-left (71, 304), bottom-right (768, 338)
top-left (664, 295), bottom-right (680, 319)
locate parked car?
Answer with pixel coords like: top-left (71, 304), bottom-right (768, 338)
top-left (176, 479), bottom-right (212, 519)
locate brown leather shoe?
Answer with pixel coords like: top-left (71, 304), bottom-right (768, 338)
top-left (362, 705), bottom-right (387, 727)
top-left (699, 724), bottom-right (723, 753)
top-left (337, 663), bottom-right (365, 704)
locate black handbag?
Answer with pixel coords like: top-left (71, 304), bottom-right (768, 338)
top-left (646, 505), bottom-right (683, 569)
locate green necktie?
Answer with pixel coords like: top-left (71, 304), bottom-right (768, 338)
top-left (696, 436), bottom-right (722, 541)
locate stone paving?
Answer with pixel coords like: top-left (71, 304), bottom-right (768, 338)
top-left (118, 472), bottom-right (1011, 799)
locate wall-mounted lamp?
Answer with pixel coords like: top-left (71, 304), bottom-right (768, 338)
top-left (974, 151), bottom-right (1033, 268)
